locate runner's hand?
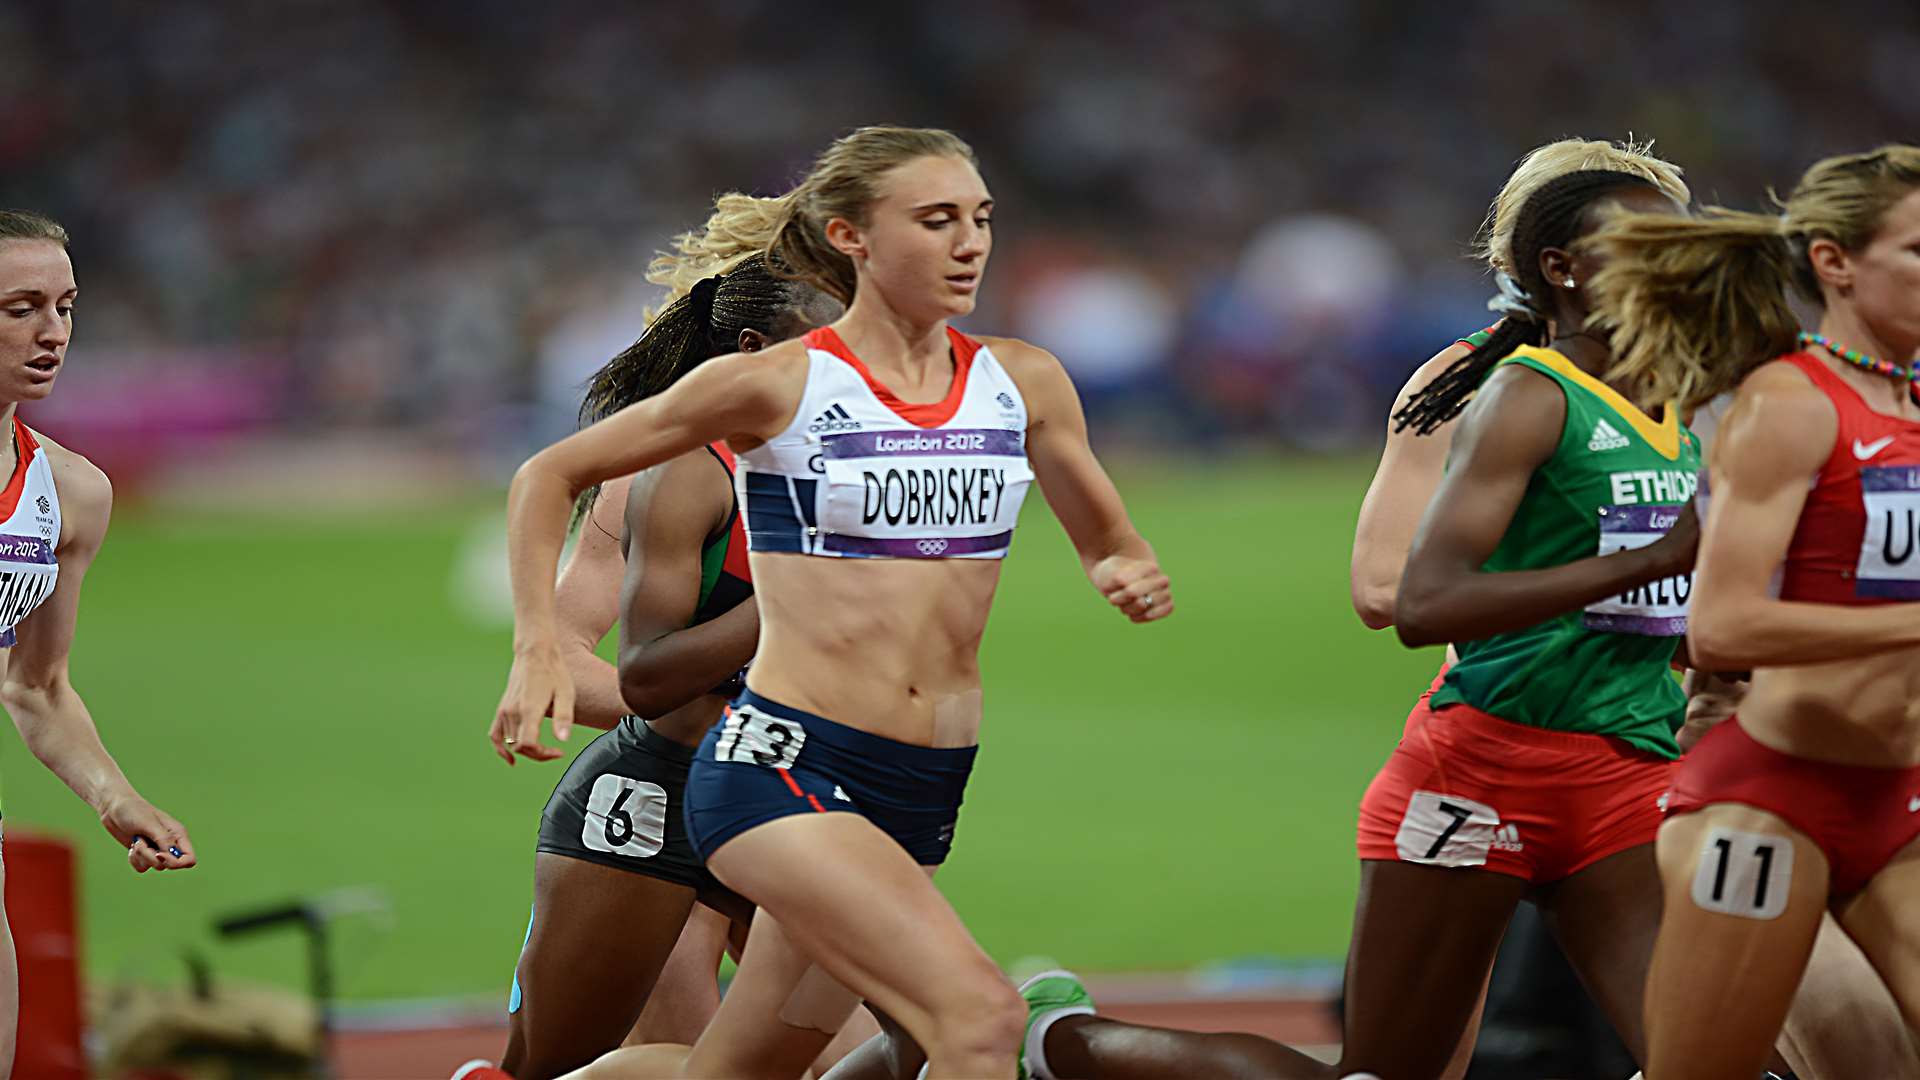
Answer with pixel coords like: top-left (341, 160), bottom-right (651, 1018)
top-left (1646, 499), bottom-right (1701, 578)
top-left (493, 640), bottom-right (573, 765)
top-left (1678, 674), bottom-right (1748, 753)
top-left (97, 791), bottom-right (197, 873)
top-left (1091, 555), bottom-right (1174, 623)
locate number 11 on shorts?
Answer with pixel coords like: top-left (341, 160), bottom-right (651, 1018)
top-left (1689, 826), bottom-right (1793, 920)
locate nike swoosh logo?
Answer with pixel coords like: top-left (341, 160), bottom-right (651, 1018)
top-left (1855, 436), bottom-right (1896, 460)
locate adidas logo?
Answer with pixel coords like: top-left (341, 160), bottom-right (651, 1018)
top-left (1588, 419), bottom-right (1630, 452)
top-left (1492, 823), bottom-right (1523, 852)
top-left (807, 403), bottom-right (862, 434)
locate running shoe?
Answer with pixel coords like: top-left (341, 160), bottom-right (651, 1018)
top-left (1016, 969), bottom-right (1096, 1080)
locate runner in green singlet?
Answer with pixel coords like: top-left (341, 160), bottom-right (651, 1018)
top-left (1346, 140), bottom-right (1700, 1080)
top-left (1333, 169), bottom-right (1701, 1080)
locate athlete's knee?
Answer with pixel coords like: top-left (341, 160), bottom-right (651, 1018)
top-left (924, 976), bottom-right (1025, 1063)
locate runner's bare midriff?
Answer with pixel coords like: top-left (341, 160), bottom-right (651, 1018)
top-left (744, 552), bottom-right (998, 749)
top-left (1741, 643), bottom-right (1920, 767)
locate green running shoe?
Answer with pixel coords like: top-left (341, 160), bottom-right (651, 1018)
top-left (1016, 969), bottom-right (1096, 1080)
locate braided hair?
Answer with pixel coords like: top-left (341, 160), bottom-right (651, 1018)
top-left (1394, 170), bottom-right (1661, 435)
top-left (571, 255), bottom-right (827, 527)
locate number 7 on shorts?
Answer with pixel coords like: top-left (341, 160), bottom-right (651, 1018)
top-left (1395, 791), bottom-right (1500, 867)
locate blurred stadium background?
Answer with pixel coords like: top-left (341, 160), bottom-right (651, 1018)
top-left (1, 0), bottom-right (1915, 1072)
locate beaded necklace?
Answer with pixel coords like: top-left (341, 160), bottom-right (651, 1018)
top-left (1800, 331), bottom-right (1919, 384)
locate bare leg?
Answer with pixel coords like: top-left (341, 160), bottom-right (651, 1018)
top-left (816, 1007), bottom-right (883, 1076)
top-left (628, 902), bottom-right (736, 1047)
top-left (1643, 807), bottom-right (1830, 1080)
top-left (505, 854), bottom-right (700, 1080)
top-left (821, 1005), bottom-right (1337, 1080)
top-left (0, 857), bottom-right (15, 1080)
top-left (1836, 833), bottom-right (1920, 1039)
top-left (699, 815), bottom-right (1024, 1080)
top-left (1776, 912), bottom-right (1920, 1080)
top-left (1033, 1016), bottom-right (1332, 1079)
top-left (1536, 843), bottom-right (1662, 1066)
top-left (684, 907), bottom-right (860, 1080)
top-left (817, 1009), bottom-right (924, 1080)
top-left (1336, 860), bottom-right (1527, 1080)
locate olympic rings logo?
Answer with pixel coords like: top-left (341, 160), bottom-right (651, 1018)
top-left (915, 539), bottom-right (950, 556)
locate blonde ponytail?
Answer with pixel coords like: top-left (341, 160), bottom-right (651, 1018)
top-left (1586, 144), bottom-right (1920, 410)
top-left (646, 191), bottom-right (796, 318)
top-left (1585, 210), bottom-right (1800, 409)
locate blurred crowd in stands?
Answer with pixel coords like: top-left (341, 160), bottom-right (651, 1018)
top-left (2, 0), bottom-right (1913, 479)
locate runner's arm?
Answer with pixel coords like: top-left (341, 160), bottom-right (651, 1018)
top-left (1350, 342), bottom-right (1471, 629)
top-left (2, 454), bottom-right (194, 871)
top-left (1397, 365), bottom-right (1696, 646)
top-left (500, 347), bottom-right (802, 758)
top-left (1688, 364), bottom-right (1920, 667)
top-left (997, 338), bottom-right (1171, 623)
top-left (551, 476), bottom-right (633, 731)
top-left (617, 453), bottom-right (760, 718)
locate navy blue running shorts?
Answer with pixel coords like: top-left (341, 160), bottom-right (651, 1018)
top-left (685, 688), bottom-right (977, 866)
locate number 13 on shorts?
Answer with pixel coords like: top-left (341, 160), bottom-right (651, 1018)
top-left (716, 704), bottom-right (806, 769)
top-left (1395, 791), bottom-right (1500, 867)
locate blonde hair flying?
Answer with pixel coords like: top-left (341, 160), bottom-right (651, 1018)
top-left (1586, 144), bottom-right (1920, 409)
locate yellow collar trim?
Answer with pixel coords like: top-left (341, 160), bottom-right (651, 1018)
top-left (1506, 345), bottom-right (1682, 460)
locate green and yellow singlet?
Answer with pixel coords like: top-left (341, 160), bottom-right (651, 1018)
top-left (1431, 346), bottom-right (1702, 759)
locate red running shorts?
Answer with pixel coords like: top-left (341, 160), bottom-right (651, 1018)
top-left (1359, 698), bottom-right (1674, 883)
top-left (1665, 717), bottom-right (1920, 897)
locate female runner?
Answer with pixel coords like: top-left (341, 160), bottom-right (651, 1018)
top-left (1338, 169), bottom-right (1700, 1080)
top-left (1352, 140), bottom-right (1914, 1080)
top-left (1349, 137), bottom-right (1692, 1080)
top-left (488, 247), bottom-right (845, 1079)
top-left (1586, 145), bottom-right (1920, 1080)
top-left (497, 127), bottom-right (1172, 1079)
top-left (0, 210), bottom-right (197, 1075)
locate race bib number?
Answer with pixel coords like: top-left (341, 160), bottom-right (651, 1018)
top-left (1395, 791), bottom-right (1500, 867)
top-left (1585, 504), bottom-right (1690, 635)
top-left (816, 428), bottom-right (1033, 558)
top-left (1858, 466), bottom-right (1920, 598)
top-left (715, 704), bottom-right (806, 769)
top-left (1689, 827), bottom-right (1792, 920)
top-left (581, 775), bottom-right (668, 858)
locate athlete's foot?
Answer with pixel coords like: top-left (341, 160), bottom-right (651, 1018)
top-left (1017, 969), bottom-right (1097, 1080)
top-left (450, 1060), bottom-right (514, 1080)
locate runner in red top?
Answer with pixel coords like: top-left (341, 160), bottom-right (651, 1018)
top-left (1587, 143), bottom-right (1920, 1080)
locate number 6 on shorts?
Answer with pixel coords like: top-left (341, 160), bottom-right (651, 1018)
top-left (582, 775), bottom-right (668, 858)
top-left (1689, 826), bottom-right (1793, 920)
